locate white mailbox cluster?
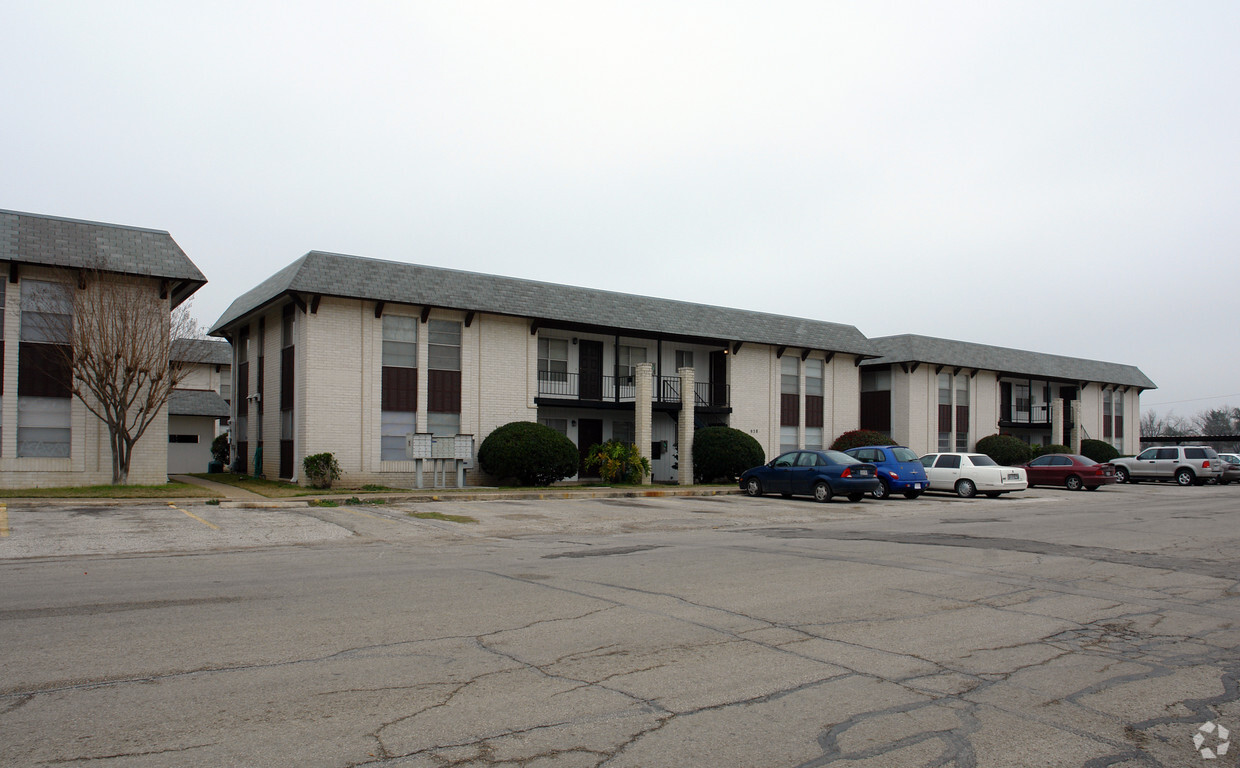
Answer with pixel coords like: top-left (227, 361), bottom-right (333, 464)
top-left (405, 433), bottom-right (475, 488)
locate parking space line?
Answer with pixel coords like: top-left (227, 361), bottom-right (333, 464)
top-left (0, 503), bottom-right (8, 537)
top-left (167, 502), bottom-right (220, 531)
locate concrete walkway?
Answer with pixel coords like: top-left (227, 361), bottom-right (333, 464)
top-left (169, 474), bottom-right (268, 501)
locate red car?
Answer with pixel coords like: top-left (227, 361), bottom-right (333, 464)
top-left (1021, 454), bottom-right (1117, 491)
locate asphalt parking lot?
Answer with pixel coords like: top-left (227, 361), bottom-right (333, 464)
top-left (1, 482), bottom-right (1237, 767)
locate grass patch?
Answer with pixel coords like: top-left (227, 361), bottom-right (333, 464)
top-left (345, 496), bottom-right (386, 506)
top-left (0, 482), bottom-right (220, 499)
top-left (308, 499), bottom-right (339, 507)
top-left (409, 511), bottom-right (478, 524)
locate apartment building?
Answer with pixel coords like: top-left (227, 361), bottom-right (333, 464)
top-left (0, 210), bottom-right (206, 487)
top-left (859, 335), bottom-right (1154, 456)
top-left (209, 252), bottom-right (877, 485)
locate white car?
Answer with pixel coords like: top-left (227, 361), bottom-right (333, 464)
top-left (919, 453), bottom-right (1028, 498)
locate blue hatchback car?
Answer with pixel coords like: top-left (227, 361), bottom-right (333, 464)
top-left (844, 445), bottom-right (928, 499)
top-left (740, 449), bottom-right (879, 503)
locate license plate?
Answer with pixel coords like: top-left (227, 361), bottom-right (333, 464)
top-left (914, 483), bottom-right (922, 489)
top-left (857, 469), bottom-right (870, 477)
top-left (1006, 473), bottom-right (1020, 481)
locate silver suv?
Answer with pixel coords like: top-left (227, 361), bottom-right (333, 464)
top-left (1112, 446), bottom-right (1224, 486)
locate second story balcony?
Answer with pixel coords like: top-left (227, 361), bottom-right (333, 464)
top-left (537, 372), bottom-right (729, 409)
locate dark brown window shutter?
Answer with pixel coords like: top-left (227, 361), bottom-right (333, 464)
top-left (805, 395), bottom-right (824, 428)
top-left (280, 347), bottom-right (294, 411)
top-left (428, 369), bottom-right (461, 413)
top-left (18, 343), bottom-right (72, 398)
top-left (780, 393), bottom-right (799, 427)
top-left (382, 366), bottom-right (417, 412)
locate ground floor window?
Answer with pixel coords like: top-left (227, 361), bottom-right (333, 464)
top-left (169, 434), bottom-right (200, 443)
top-left (17, 396), bottom-right (70, 458)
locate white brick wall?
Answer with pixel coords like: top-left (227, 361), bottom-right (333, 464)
top-left (0, 265), bottom-right (170, 487)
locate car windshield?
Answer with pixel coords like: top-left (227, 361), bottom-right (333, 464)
top-left (891, 447), bottom-right (919, 462)
top-left (968, 455), bottom-right (999, 467)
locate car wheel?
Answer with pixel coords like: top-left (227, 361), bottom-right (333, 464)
top-left (847, 493), bottom-right (864, 503)
top-left (955, 479), bottom-right (976, 498)
top-left (1175, 468), bottom-right (1195, 486)
top-left (1114, 467), bottom-right (1130, 484)
top-left (1064, 475), bottom-right (1083, 491)
top-left (1221, 478), bottom-right (1232, 485)
top-left (902, 490), bottom-right (923, 499)
top-left (813, 481), bottom-right (833, 503)
top-left (745, 478), bottom-right (763, 497)
top-left (872, 478), bottom-right (890, 500)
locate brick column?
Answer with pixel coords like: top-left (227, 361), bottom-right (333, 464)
top-left (635, 362), bottom-right (653, 486)
top-left (678, 366), bottom-right (695, 486)
top-left (1051, 398), bottom-right (1064, 446)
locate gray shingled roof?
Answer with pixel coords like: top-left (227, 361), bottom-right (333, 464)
top-left (0, 209), bottom-right (206, 306)
top-left (210, 251), bottom-right (876, 355)
top-left (172, 338), bottom-right (232, 365)
top-left (168, 389), bottom-right (231, 418)
top-left (863, 334), bottom-right (1156, 389)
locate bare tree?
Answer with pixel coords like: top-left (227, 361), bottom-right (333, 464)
top-left (33, 270), bottom-right (205, 483)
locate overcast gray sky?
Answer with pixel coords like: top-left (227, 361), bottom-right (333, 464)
top-left (2, 2), bottom-right (1237, 421)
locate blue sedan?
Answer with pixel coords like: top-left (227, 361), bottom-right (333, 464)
top-left (844, 445), bottom-right (929, 499)
top-left (740, 449), bottom-right (880, 503)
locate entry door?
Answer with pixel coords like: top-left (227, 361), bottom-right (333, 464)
top-left (709, 350), bottom-right (727, 406)
top-left (578, 418), bottom-right (603, 477)
top-left (579, 340), bottom-right (603, 400)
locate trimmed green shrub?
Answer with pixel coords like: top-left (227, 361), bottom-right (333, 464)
top-left (975, 434), bottom-right (1032, 466)
top-left (211, 433), bottom-right (230, 465)
top-left (829, 429), bottom-right (894, 452)
top-left (584, 440), bottom-right (651, 485)
top-left (1081, 439), bottom-right (1120, 464)
top-left (478, 421), bottom-right (579, 487)
top-left (303, 452), bottom-right (341, 489)
top-left (693, 426), bottom-right (765, 483)
top-left (1032, 443), bottom-right (1071, 458)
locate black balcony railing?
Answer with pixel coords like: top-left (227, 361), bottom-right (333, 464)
top-left (537, 372), bottom-right (729, 407)
top-left (1003, 405), bottom-right (1050, 424)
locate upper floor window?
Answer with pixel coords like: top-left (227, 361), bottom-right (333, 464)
top-left (382, 315), bottom-right (417, 368)
top-left (428, 320), bottom-right (461, 370)
top-left (617, 345), bottom-right (646, 383)
top-left (20, 280), bottom-right (72, 343)
top-left (538, 337), bottom-right (568, 382)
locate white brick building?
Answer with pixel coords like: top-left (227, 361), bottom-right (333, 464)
top-left (0, 210), bottom-right (206, 487)
top-left (859, 335), bottom-right (1154, 456)
top-left (209, 252), bottom-right (877, 486)
top-left (167, 338), bottom-right (232, 474)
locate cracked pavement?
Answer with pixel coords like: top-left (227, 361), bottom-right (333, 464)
top-left (1, 483), bottom-right (1237, 766)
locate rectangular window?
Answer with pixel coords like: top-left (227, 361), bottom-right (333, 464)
top-left (169, 434), bottom-right (200, 444)
top-left (427, 320), bottom-right (462, 415)
top-left (804, 427), bottom-right (823, 450)
top-left (780, 425), bottom-right (798, 455)
top-left (539, 418), bottom-right (568, 436)
top-left (613, 420), bottom-right (635, 445)
top-left (938, 373), bottom-right (952, 452)
top-left (1103, 390), bottom-right (1113, 438)
top-left (675, 350), bottom-right (694, 371)
top-left (381, 410), bottom-right (415, 460)
top-left (780, 356), bottom-right (799, 428)
top-left (804, 358), bottom-right (824, 429)
top-left (1114, 391), bottom-right (1125, 448)
top-left (538, 337), bottom-right (568, 382)
top-left (19, 281), bottom-right (73, 457)
top-left (617, 345), bottom-right (647, 383)
top-left (17, 397), bottom-right (71, 457)
top-left (427, 411), bottom-right (460, 436)
top-left (381, 315), bottom-right (419, 461)
top-left (955, 374), bottom-right (969, 452)
top-left (428, 320), bottom-right (461, 371)
top-left (220, 381), bottom-right (231, 401)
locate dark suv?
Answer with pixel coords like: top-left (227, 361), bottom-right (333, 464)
top-left (1111, 446), bottom-right (1223, 486)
